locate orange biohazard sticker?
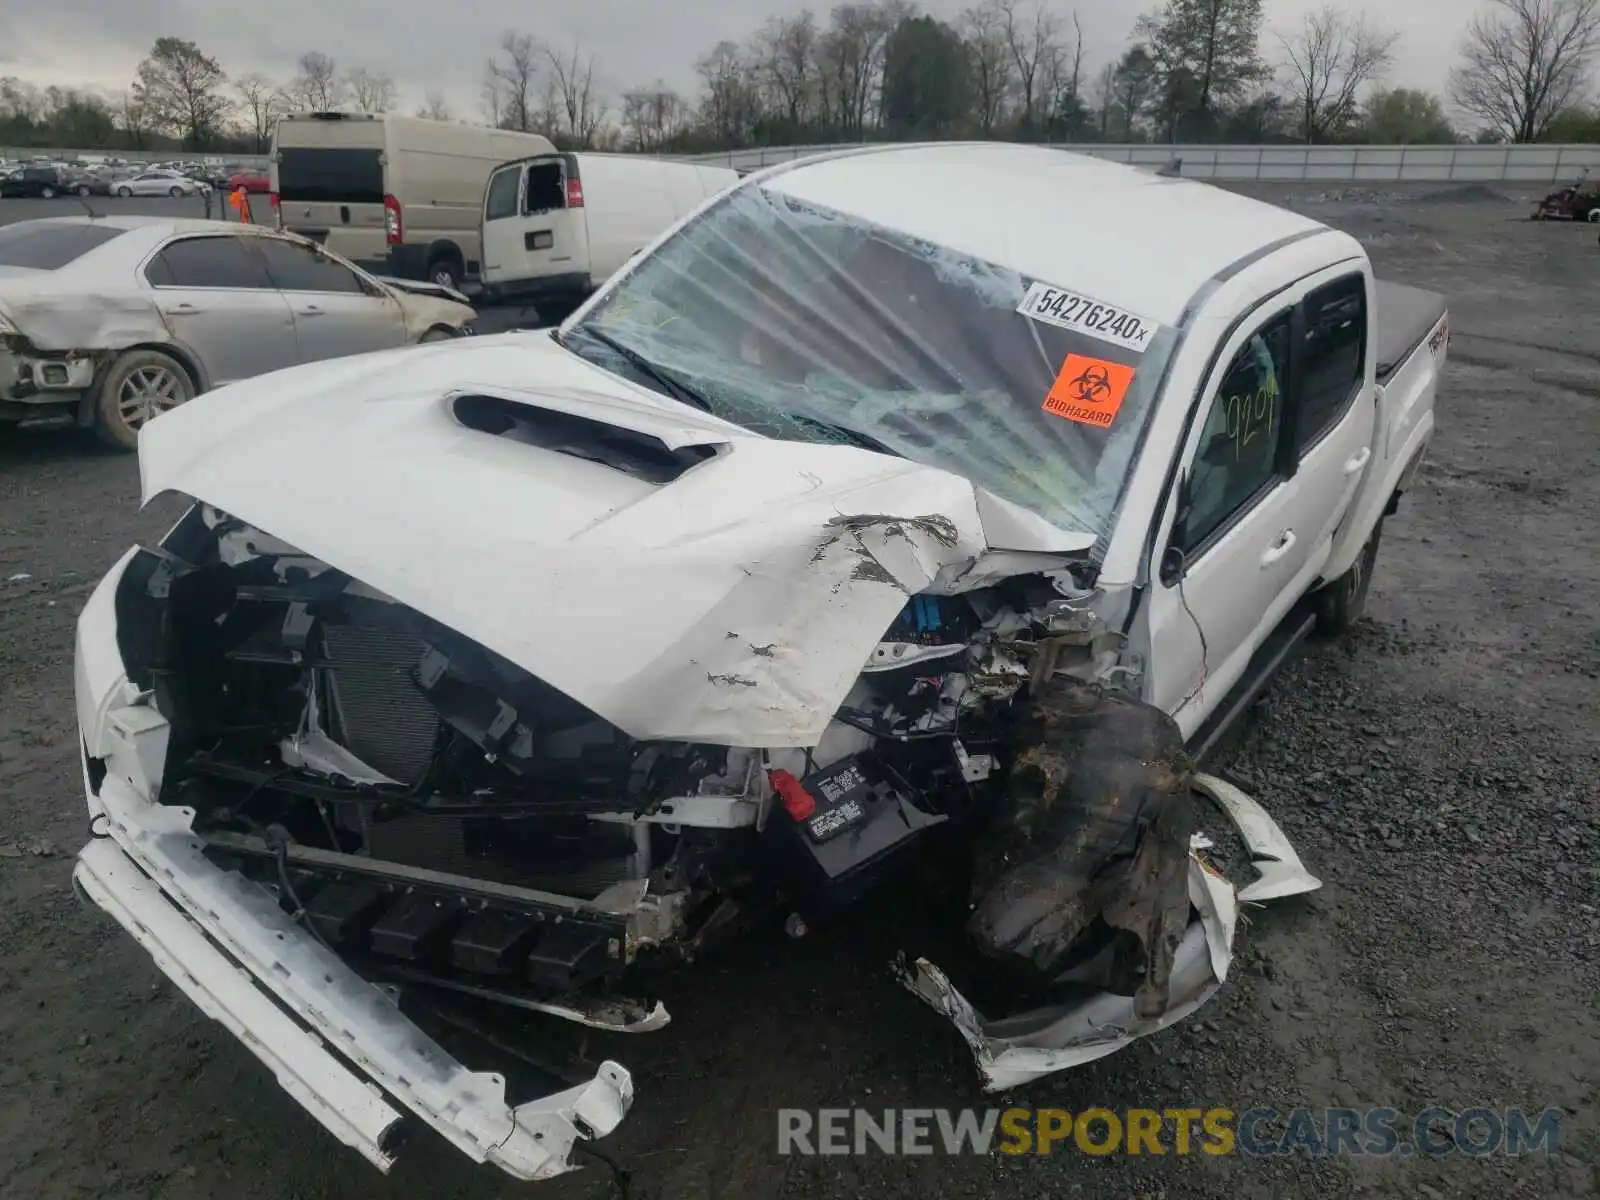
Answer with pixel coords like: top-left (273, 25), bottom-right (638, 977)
top-left (1042, 354), bottom-right (1136, 428)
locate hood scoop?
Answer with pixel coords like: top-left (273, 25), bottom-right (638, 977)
top-left (450, 391), bottom-right (722, 484)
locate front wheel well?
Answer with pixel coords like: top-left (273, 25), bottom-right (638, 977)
top-left (425, 241), bottom-right (465, 269)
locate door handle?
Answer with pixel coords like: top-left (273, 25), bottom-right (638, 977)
top-left (296, 306), bottom-right (325, 318)
top-left (1343, 446), bottom-right (1372, 476)
top-left (1260, 529), bottom-right (1297, 566)
top-left (161, 302), bottom-right (198, 315)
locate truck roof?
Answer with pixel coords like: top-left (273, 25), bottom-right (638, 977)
top-left (762, 143), bottom-right (1330, 328)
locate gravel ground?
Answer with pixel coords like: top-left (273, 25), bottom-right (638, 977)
top-left (0, 183), bottom-right (1595, 1200)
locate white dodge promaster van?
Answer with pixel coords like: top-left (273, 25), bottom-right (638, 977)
top-left (270, 113), bottom-right (557, 291)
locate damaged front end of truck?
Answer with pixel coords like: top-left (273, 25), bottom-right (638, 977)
top-left (75, 477), bottom-right (1317, 1179)
top-left (71, 166), bottom-right (1324, 1180)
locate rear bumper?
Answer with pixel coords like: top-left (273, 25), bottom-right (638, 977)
top-left (74, 769), bottom-right (633, 1181)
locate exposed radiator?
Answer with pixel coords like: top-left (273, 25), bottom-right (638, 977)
top-left (323, 624), bottom-right (442, 785)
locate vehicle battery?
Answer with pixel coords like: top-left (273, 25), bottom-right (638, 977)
top-left (764, 752), bottom-right (941, 914)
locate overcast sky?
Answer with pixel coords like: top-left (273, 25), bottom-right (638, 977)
top-left (2, 0), bottom-right (1485, 119)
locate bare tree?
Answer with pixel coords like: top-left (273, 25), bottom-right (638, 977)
top-left (1092, 60), bottom-right (1118, 137)
top-left (232, 73), bottom-right (280, 150)
top-left (753, 11), bottom-right (820, 128)
top-left (1450, 0), bottom-right (1600, 141)
top-left (289, 51), bottom-right (343, 110)
top-left (697, 40), bottom-right (764, 145)
top-left (999, 0), bottom-right (1065, 131)
top-left (545, 41), bottom-right (605, 147)
top-left (479, 63), bottom-right (503, 126)
top-left (621, 84), bottom-right (691, 151)
top-left (115, 88), bottom-right (151, 149)
top-left (133, 37), bottom-right (231, 149)
top-left (487, 31), bottom-right (540, 131)
top-left (1278, 7), bottom-right (1397, 141)
top-left (960, 0), bottom-right (1014, 134)
top-left (346, 67), bottom-right (397, 113)
top-left (815, 2), bottom-right (904, 136)
top-left (416, 91), bottom-right (452, 121)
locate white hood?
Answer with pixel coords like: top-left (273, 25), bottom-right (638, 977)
top-left (137, 332), bottom-right (1093, 747)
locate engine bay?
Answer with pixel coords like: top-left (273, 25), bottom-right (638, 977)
top-left (108, 503), bottom-right (1156, 1019)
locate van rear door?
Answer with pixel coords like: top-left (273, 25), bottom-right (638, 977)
top-left (272, 115), bottom-right (388, 270)
top-left (480, 154), bottom-right (590, 296)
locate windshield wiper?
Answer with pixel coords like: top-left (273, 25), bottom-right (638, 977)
top-left (560, 324), bottom-right (712, 412)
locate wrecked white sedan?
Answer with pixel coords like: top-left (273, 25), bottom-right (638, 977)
top-left (72, 144), bottom-right (1445, 1179)
top-left (0, 216), bottom-right (475, 449)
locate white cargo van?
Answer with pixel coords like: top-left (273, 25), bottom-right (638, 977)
top-left (270, 113), bottom-right (557, 291)
top-left (479, 153), bottom-right (737, 304)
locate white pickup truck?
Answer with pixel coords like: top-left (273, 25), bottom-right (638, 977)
top-left (71, 145), bottom-right (1442, 1181)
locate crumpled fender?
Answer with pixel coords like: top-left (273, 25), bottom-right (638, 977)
top-left (1, 292), bottom-right (172, 353)
top-left (966, 678), bottom-right (1194, 1017)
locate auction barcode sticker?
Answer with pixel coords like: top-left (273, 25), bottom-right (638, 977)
top-left (1016, 281), bottom-right (1157, 352)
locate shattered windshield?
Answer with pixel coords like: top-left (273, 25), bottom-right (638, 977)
top-left (562, 182), bottom-right (1178, 541)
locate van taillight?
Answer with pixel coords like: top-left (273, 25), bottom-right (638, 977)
top-left (565, 177), bottom-right (584, 208)
top-left (269, 192), bottom-right (281, 229)
top-left (384, 194), bottom-right (403, 243)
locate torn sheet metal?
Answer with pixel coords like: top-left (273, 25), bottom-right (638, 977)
top-left (1, 292), bottom-right (172, 353)
top-left (1193, 773), bottom-right (1324, 903)
top-left (904, 776), bottom-right (1318, 1092)
top-left (901, 852), bottom-right (1237, 1091)
top-left (137, 332), bottom-right (1093, 748)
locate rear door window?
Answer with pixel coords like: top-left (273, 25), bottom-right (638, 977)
top-left (0, 222), bottom-right (126, 269)
top-left (276, 147), bottom-right (384, 204)
top-left (1292, 275), bottom-right (1366, 455)
top-left (145, 236), bottom-right (274, 289)
top-left (255, 238), bottom-right (368, 293)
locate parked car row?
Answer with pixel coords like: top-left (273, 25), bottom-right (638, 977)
top-left (0, 164), bottom-right (218, 200)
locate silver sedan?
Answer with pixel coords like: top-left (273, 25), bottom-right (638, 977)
top-left (115, 169), bottom-right (205, 198)
top-left (0, 215), bottom-right (477, 449)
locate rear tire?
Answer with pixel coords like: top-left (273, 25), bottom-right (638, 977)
top-left (91, 349), bottom-right (196, 452)
top-left (169, 186), bottom-right (183, 197)
top-left (1314, 518), bottom-right (1383, 638)
top-left (117, 186), bottom-right (132, 198)
top-left (76, 185), bottom-right (90, 197)
top-left (427, 253), bottom-right (464, 293)
top-left (40, 186), bottom-right (55, 199)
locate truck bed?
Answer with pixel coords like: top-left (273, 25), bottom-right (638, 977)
top-left (1375, 279), bottom-right (1447, 382)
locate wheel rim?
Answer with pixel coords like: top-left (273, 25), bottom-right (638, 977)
top-left (42, 188), bottom-right (54, 198)
top-left (433, 266), bottom-right (456, 287)
top-left (116, 364), bottom-right (185, 428)
top-left (78, 187), bottom-right (89, 196)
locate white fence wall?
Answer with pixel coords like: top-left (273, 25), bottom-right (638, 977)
top-left (679, 141), bottom-right (1600, 183)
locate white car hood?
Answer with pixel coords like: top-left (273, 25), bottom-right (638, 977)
top-left (137, 332), bottom-right (1093, 747)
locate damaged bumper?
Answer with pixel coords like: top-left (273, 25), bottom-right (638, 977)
top-left (74, 774), bottom-right (634, 1180)
top-left (72, 550), bottom-right (634, 1182)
